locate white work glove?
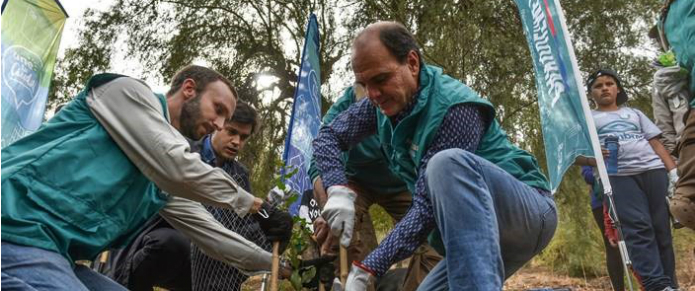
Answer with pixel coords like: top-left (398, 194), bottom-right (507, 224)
top-left (345, 262), bottom-right (374, 291)
top-left (322, 185), bottom-right (357, 247)
top-left (667, 168), bottom-right (678, 198)
top-left (332, 278), bottom-right (343, 291)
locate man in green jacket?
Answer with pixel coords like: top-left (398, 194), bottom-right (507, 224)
top-left (309, 86), bottom-right (441, 291)
top-left (312, 22), bottom-right (557, 290)
top-left (1, 65), bottom-right (291, 290)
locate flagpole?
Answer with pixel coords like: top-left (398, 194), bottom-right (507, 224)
top-left (553, 1), bottom-right (635, 290)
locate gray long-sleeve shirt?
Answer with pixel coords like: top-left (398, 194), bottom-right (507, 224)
top-left (652, 66), bottom-right (692, 155)
top-left (87, 77), bottom-right (272, 273)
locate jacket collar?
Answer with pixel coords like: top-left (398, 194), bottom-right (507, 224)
top-left (200, 135), bottom-right (217, 165)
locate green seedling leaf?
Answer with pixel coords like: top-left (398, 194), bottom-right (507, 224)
top-left (290, 271), bottom-right (302, 291)
top-left (301, 266), bottom-right (317, 284)
top-left (275, 159), bottom-right (285, 168)
top-left (287, 166), bottom-right (299, 177)
top-left (290, 255), bottom-right (300, 269)
top-left (274, 180), bottom-right (286, 191)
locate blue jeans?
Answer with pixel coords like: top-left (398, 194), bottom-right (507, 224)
top-left (416, 149), bottom-right (557, 291)
top-left (1, 242), bottom-right (126, 291)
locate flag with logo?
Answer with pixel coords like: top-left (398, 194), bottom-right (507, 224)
top-left (514, 0), bottom-right (599, 193)
top-left (1, 0), bottom-right (68, 148)
top-left (282, 13), bottom-right (322, 215)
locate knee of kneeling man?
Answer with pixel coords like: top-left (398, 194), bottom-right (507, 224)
top-left (426, 149), bottom-right (475, 177)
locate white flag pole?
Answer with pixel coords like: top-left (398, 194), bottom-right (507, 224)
top-left (553, 1), bottom-right (635, 290)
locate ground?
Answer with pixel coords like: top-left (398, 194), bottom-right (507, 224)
top-left (504, 262), bottom-right (695, 291)
top-left (240, 243), bottom-right (694, 290)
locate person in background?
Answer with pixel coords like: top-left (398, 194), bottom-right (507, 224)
top-left (105, 102), bottom-right (291, 291)
top-left (661, 0), bottom-right (695, 231)
top-left (579, 68), bottom-right (678, 291)
top-left (581, 166), bottom-right (624, 291)
top-left (189, 102), bottom-right (291, 291)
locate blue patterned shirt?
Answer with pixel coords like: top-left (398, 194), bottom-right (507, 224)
top-left (313, 97), bottom-right (489, 276)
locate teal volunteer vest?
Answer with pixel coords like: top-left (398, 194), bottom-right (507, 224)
top-left (307, 86), bottom-right (408, 195)
top-left (376, 65), bottom-right (549, 193)
top-left (664, 0), bottom-right (695, 98)
top-left (375, 65), bottom-right (550, 254)
top-left (1, 74), bottom-right (169, 263)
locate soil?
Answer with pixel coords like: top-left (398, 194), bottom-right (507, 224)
top-left (240, 247), bottom-right (695, 290)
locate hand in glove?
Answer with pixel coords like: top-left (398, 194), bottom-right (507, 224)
top-left (252, 202), bottom-right (293, 253)
top-left (322, 185), bottom-right (357, 247)
top-left (345, 261), bottom-right (375, 291)
top-left (667, 168), bottom-right (679, 198)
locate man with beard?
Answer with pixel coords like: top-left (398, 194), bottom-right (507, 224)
top-left (104, 102), bottom-right (289, 291)
top-left (1, 65), bottom-right (291, 290)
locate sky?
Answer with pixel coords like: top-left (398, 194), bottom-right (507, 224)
top-left (55, 0), bottom-right (295, 100)
top-left (57, 0), bottom-right (169, 93)
top-left (56, 0), bottom-right (103, 56)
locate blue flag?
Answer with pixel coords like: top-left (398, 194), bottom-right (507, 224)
top-left (514, 0), bottom-right (598, 192)
top-left (1, 0), bottom-right (68, 148)
top-left (282, 14), bottom-right (321, 215)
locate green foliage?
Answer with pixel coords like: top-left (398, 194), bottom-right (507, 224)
top-left (657, 50), bottom-right (677, 67)
top-left (270, 159), bottom-right (301, 204)
top-left (48, 8), bottom-right (124, 105)
top-left (286, 215), bottom-right (316, 291)
top-left (276, 164), bottom-right (316, 291)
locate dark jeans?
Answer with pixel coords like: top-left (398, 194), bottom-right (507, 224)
top-left (591, 206), bottom-right (624, 291)
top-left (610, 169), bottom-right (677, 291)
top-left (128, 227), bottom-right (191, 291)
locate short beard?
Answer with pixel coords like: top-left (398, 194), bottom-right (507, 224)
top-left (179, 95), bottom-right (203, 140)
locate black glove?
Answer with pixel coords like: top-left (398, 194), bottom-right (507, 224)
top-left (252, 202), bottom-right (293, 252)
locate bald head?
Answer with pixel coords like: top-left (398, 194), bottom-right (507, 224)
top-left (351, 21), bottom-right (422, 117)
top-left (354, 21), bottom-right (400, 43)
top-left (353, 21), bottom-right (423, 65)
